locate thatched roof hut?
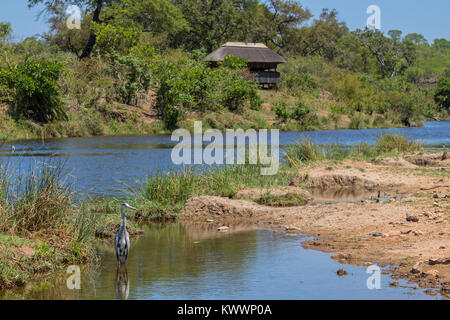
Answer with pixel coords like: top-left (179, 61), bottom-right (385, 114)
top-left (205, 42), bottom-right (286, 86)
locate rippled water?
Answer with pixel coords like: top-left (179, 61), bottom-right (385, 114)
top-left (0, 223), bottom-right (441, 300)
top-left (1, 121), bottom-right (449, 196)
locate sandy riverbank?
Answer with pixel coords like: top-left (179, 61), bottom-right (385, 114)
top-left (179, 152), bottom-right (450, 297)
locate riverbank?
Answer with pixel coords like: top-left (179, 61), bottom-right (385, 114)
top-left (178, 152), bottom-right (450, 297)
top-left (2, 91), bottom-right (449, 143)
top-left (1, 135), bottom-right (448, 297)
top-left (0, 162), bottom-right (143, 291)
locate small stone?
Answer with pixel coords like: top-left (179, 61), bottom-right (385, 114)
top-left (217, 226), bottom-right (229, 232)
top-left (370, 232), bottom-right (383, 237)
top-left (336, 268), bottom-right (348, 276)
top-left (428, 257), bottom-right (450, 265)
top-left (206, 219), bottom-right (214, 223)
top-left (433, 194), bottom-right (439, 199)
top-left (412, 230), bottom-right (424, 236)
top-left (406, 214), bottom-right (419, 222)
top-left (410, 262), bottom-right (422, 274)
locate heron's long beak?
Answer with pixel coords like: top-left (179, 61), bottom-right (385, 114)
top-left (127, 205), bottom-right (138, 211)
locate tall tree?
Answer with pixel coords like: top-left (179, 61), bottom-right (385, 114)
top-left (260, 0), bottom-right (311, 52)
top-left (28, 0), bottom-right (108, 58)
top-left (355, 28), bottom-right (414, 79)
top-left (292, 8), bottom-right (347, 59)
top-left (173, 0), bottom-right (246, 52)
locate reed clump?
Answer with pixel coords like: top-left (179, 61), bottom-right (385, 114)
top-left (285, 134), bottom-right (423, 167)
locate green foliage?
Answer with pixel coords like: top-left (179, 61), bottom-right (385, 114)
top-left (136, 164), bottom-right (295, 216)
top-left (153, 54), bottom-right (261, 128)
top-left (285, 138), bottom-right (320, 165)
top-left (273, 101), bottom-right (289, 122)
top-left (219, 55), bottom-right (248, 70)
top-left (285, 134), bottom-right (423, 167)
top-left (0, 22), bottom-right (12, 42)
top-left (281, 73), bottom-right (318, 94)
top-left (289, 99), bottom-right (318, 129)
top-left (435, 77), bottom-right (450, 111)
top-left (0, 57), bottom-right (67, 123)
top-left (92, 22), bottom-right (141, 56)
top-left (375, 134), bottom-right (423, 153)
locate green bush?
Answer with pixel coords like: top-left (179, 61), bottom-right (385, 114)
top-left (290, 99), bottom-right (318, 129)
top-left (219, 55), bottom-right (247, 70)
top-left (281, 73), bottom-right (318, 94)
top-left (273, 101), bottom-right (289, 122)
top-left (0, 57), bottom-right (67, 123)
top-left (154, 55), bottom-right (261, 128)
top-left (221, 74), bottom-right (262, 113)
top-left (435, 76), bottom-right (450, 111)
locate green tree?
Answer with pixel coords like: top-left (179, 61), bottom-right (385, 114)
top-left (404, 33), bottom-right (428, 45)
top-left (355, 28), bottom-right (415, 79)
top-left (259, 0), bottom-right (311, 53)
top-left (0, 57), bottom-right (67, 123)
top-left (293, 8), bottom-right (348, 60)
top-left (435, 77), bottom-right (450, 111)
top-left (0, 22), bottom-right (12, 42)
top-left (28, 0), bottom-right (107, 59)
top-left (173, 0), bottom-right (248, 51)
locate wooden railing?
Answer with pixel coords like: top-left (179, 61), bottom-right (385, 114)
top-left (254, 71), bottom-right (281, 84)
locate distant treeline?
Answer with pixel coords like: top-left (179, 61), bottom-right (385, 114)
top-left (0, 0), bottom-right (449, 139)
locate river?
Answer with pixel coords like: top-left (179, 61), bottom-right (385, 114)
top-left (0, 122), bottom-right (448, 300)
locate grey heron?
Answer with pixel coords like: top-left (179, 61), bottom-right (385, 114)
top-left (115, 203), bottom-right (138, 265)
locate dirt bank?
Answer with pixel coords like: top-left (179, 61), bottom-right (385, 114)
top-left (179, 153), bottom-right (450, 297)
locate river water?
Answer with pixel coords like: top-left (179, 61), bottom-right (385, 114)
top-left (0, 223), bottom-right (441, 300)
top-left (0, 121), bottom-right (449, 197)
top-left (0, 122), bottom-right (448, 300)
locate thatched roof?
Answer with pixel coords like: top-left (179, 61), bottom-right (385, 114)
top-left (205, 42), bottom-right (286, 64)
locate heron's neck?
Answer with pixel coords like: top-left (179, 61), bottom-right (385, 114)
top-left (121, 206), bottom-right (127, 228)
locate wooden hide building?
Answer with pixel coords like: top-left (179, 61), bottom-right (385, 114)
top-left (205, 42), bottom-right (286, 87)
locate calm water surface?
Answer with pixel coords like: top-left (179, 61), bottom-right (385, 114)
top-left (1, 121), bottom-right (449, 196)
top-left (0, 223), bottom-right (441, 300)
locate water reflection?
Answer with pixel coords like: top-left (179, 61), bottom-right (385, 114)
top-left (0, 222), bottom-right (440, 300)
top-left (115, 265), bottom-right (130, 300)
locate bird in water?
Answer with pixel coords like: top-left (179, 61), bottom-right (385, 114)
top-left (115, 203), bottom-right (138, 265)
top-left (11, 145), bottom-right (15, 153)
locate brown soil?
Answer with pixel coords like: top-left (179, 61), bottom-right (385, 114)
top-left (179, 153), bottom-right (450, 297)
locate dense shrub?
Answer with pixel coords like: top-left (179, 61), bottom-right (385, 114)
top-left (290, 99), bottom-right (318, 129)
top-left (435, 77), bottom-right (450, 111)
top-left (154, 55), bottom-right (261, 128)
top-left (0, 57), bottom-right (67, 123)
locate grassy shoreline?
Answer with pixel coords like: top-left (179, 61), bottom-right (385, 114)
top-left (1, 107), bottom-right (448, 144)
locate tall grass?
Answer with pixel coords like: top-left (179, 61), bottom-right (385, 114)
top-left (284, 134), bottom-right (423, 166)
top-left (0, 159), bottom-right (98, 289)
top-left (0, 159), bottom-right (97, 240)
top-left (375, 134), bottom-right (423, 153)
top-left (135, 164), bottom-right (296, 217)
